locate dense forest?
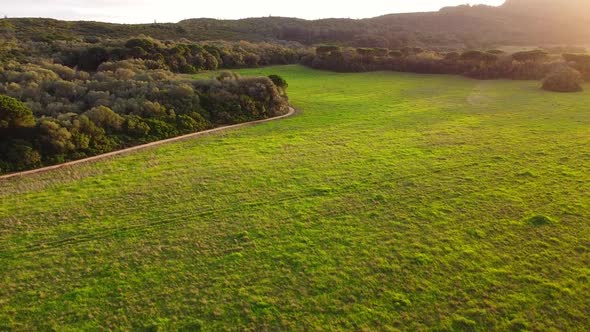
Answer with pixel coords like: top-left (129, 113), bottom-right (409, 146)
top-left (0, 36), bottom-right (306, 72)
top-left (0, 53), bottom-right (290, 174)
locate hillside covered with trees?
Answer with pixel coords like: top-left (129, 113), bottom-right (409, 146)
top-left (1, 0), bottom-right (590, 48)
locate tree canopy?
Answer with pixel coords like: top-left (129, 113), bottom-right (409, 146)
top-left (0, 59), bottom-right (289, 174)
top-left (0, 95), bottom-right (35, 130)
top-left (542, 67), bottom-right (584, 93)
top-left (512, 50), bottom-right (548, 63)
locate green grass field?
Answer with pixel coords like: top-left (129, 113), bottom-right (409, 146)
top-left (1, 65), bottom-right (590, 331)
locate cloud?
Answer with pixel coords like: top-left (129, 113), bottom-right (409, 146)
top-left (2, 0), bottom-right (154, 22)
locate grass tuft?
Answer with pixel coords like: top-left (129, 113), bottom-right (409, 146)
top-left (527, 215), bottom-right (558, 226)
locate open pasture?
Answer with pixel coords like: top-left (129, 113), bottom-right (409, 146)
top-left (1, 65), bottom-right (589, 330)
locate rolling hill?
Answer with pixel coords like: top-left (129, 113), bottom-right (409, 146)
top-left (1, 0), bottom-right (589, 48)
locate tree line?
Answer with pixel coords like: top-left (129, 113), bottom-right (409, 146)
top-left (2, 34), bottom-right (589, 173)
top-left (1, 36), bottom-right (307, 73)
top-left (302, 47), bottom-right (590, 90)
top-left (3, 33), bottom-right (588, 83)
top-left (61, 38), bottom-right (305, 72)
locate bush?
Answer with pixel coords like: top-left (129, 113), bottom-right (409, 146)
top-left (0, 139), bottom-right (42, 170)
top-left (216, 71), bottom-right (240, 81)
top-left (84, 106), bottom-right (124, 132)
top-left (268, 75), bottom-right (288, 89)
top-left (527, 215), bottom-right (558, 226)
top-left (542, 67), bottom-right (584, 92)
top-left (513, 50), bottom-right (548, 63)
top-left (0, 94), bottom-right (35, 130)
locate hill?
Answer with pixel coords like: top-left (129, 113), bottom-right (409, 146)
top-left (502, 0), bottom-right (590, 18)
top-left (1, 0), bottom-right (590, 48)
top-left (1, 65), bottom-right (589, 330)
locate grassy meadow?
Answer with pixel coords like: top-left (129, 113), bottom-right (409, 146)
top-left (1, 65), bottom-right (589, 330)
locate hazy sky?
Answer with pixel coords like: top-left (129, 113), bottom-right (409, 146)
top-left (0, 0), bottom-right (505, 23)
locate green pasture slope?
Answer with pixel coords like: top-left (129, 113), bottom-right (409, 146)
top-left (1, 65), bottom-right (590, 330)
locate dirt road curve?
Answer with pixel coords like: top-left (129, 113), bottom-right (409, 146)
top-left (0, 107), bottom-right (297, 181)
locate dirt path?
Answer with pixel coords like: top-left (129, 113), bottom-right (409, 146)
top-left (0, 107), bottom-right (297, 181)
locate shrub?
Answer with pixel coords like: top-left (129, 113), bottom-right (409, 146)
top-left (563, 53), bottom-right (590, 80)
top-left (389, 50), bottom-right (403, 58)
top-left (316, 45), bottom-right (341, 55)
top-left (562, 53), bottom-right (590, 65)
top-left (84, 106), bottom-right (124, 131)
top-left (542, 67), bottom-right (583, 92)
top-left (268, 74), bottom-right (288, 89)
top-left (444, 52), bottom-right (460, 61)
top-left (487, 49), bottom-right (505, 55)
top-left (513, 50), bottom-right (548, 63)
top-left (0, 139), bottom-right (42, 170)
top-left (460, 50), bottom-right (497, 64)
top-left (527, 215), bottom-right (558, 226)
top-left (216, 71), bottom-right (240, 81)
top-left (0, 94), bottom-right (35, 130)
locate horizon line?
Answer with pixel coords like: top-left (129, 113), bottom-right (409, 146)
top-left (0, 4), bottom-right (503, 25)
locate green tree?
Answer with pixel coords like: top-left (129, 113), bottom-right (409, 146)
top-left (512, 50), bottom-right (548, 63)
top-left (542, 67), bottom-right (584, 92)
top-left (316, 46), bottom-right (340, 56)
top-left (0, 95), bottom-right (35, 130)
top-left (0, 139), bottom-right (42, 171)
top-left (176, 114), bottom-right (209, 133)
top-left (85, 106), bottom-right (124, 132)
top-left (268, 75), bottom-right (288, 89)
top-left (563, 53), bottom-right (590, 79)
top-left (125, 38), bottom-right (158, 52)
top-left (38, 119), bottom-right (75, 153)
top-left (460, 50), bottom-right (498, 63)
top-left (124, 115), bottom-right (151, 137)
top-left (79, 46), bottom-right (110, 71)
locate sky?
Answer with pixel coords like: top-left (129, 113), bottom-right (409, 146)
top-left (0, 0), bottom-right (505, 24)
